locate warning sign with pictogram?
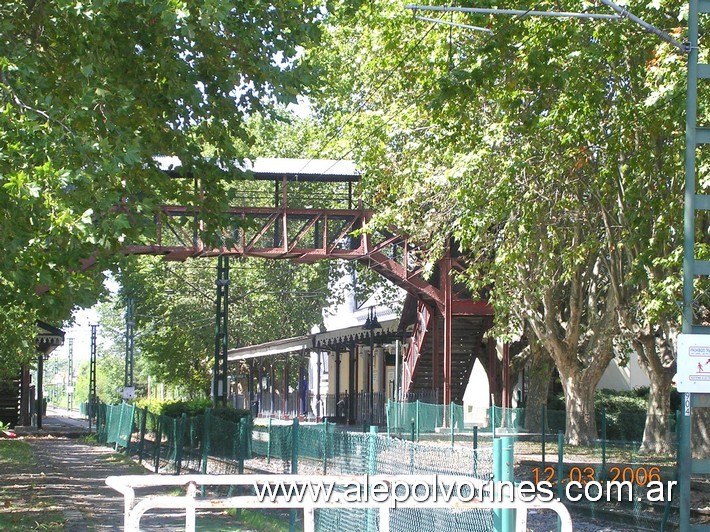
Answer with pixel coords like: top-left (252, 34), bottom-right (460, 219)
top-left (677, 334), bottom-right (710, 392)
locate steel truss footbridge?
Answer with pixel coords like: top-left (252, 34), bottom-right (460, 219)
top-left (121, 158), bottom-right (494, 411)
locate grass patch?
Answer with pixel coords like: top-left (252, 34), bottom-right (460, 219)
top-left (0, 440), bottom-right (36, 468)
top-left (0, 440), bottom-right (65, 530)
top-left (99, 451), bottom-right (148, 474)
top-left (224, 508), bottom-right (291, 532)
top-left (78, 434), bottom-right (98, 444)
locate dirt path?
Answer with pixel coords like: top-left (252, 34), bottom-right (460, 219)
top-left (23, 436), bottom-right (238, 531)
top-left (27, 436), bottom-right (130, 530)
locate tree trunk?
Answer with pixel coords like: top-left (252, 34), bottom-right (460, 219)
top-left (560, 368), bottom-right (598, 446)
top-left (632, 330), bottom-right (676, 454)
top-left (640, 369), bottom-right (673, 454)
top-left (692, 408), bottom-right (710, 458)
top-left (523, 339), bottom-right (554, 432)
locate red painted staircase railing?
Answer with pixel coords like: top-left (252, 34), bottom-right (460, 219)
top-left (401, 301), bottom-right (431, 396)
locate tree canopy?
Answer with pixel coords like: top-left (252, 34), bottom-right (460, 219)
top-left (312, 0), bottom-right (689, 445)
top-left (0, 0), bottom-right (330, 373)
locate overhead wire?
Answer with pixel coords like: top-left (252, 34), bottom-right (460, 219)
top-left (295, 13), bottom-right (440, 174)
top-left (299, 3), bottom-right (552, 180)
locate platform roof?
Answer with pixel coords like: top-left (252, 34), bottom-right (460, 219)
top-left (156, 156), bottom-right (360, 183)
top-left (228, 318), bottom-right (402, 362)
top-left (36, 321), bottom-right (65, 355)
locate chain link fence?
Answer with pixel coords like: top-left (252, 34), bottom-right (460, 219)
top-left (96, 403), bottom-right (495, 531)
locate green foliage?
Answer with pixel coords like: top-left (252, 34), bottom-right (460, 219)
top-left (549, 388), bottom-right (653, 441)
top-left (212, 406), bottom-right (251, 424)
top-left (0, 305), bottom-right (37, 379)
top-left (141, 397), bottom-right (250, 424)
top-left (134, 397), bottom-right (169, 415)
top-left (0, 0), bottom-right (332, 369)
top-left (109, 254), bottom-right (331, 394)
top-left (159, 398), bottom-right (213, 418)
top-left (313, 0), bottom-right (687, 444)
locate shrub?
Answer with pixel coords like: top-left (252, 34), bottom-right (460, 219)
top-left (160, 398), bottom-right (213, 418)
top-left (134, 397), bottom-right (250, 423)
top-left (212, 406), bottom-right (251, 424)
top-left (546, 389), bottom-right (649, 441)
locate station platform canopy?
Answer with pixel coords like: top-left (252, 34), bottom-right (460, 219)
top-left (156, 156), bottom-right (360, 183)
top-left (227, 317), bottom-right (401, 362)
top-left (36, 321), bottom-right (65, 355)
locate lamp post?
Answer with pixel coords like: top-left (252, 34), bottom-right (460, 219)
top-left (362, 307), bottom-right (382, 427)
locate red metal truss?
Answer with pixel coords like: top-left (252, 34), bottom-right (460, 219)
top-left (123, 204), bottom-right (493, 315)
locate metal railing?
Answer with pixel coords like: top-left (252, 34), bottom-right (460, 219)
top-left (105, 473), bottom-right (573, 532)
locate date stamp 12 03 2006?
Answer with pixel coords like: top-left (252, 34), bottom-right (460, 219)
top-left (528, 465), bottom-right (677, 503)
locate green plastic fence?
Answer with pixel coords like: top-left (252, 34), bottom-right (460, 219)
top-left (96, 403), bottom-right (495, 532)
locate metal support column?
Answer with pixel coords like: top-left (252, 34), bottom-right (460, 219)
top-left (502, 343), bottom-right (511, 409)
top-left (681, 2), bottom-right (710, 530)
top-left (67, 338), bottom-right (74, 411)
top-left (124, 297), bottom-right (135, 391)
top-left (335, 349), bottom-right (341, 410)
top-left (36, 351), bottom-right (44, 429)
top-left (317, 351), bottom-right (322, 420)
top-left (442, 253), bottom-right (453, 411)
top-left (213, 255), bottom-right (229, 405)
top-left (270, 357), bottom-right (276, 416)
top-left (89, 324), bottom-right (97, 431)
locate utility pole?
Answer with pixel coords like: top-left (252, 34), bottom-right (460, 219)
top-left (678, 2), bottom-right (710, 531)
top-left (67, 338), bottom-right (74, 411)
top-left (124, 297), bottom-right (135, 399)
top-left (214, 256), bottom-right (229, 405)
top-left (89, 324), bottom-right (97, 432)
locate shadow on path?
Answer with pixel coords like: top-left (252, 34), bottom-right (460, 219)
top-left (26, 437), bottom-right (241, 531)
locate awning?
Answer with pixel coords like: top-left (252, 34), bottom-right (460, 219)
top-left (36, 321), bottom-right (65, 355)
top-left (314, 318), bottom-right (400, 349)
top-left (228, 335), bottom-right (311, 361)
top-left (227, 318), bottom-right (404, 362)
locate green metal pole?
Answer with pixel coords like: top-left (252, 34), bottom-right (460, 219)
top-left (415, 400), bottom-right (420, 441)
top-left (153, 415), bottom-right (163, 473)
top-left (201, 409), bottom-right (211, 497)
top-left (450, 401), bottom-right (455, 448)
top-left (239, 418), bottom-right (247, 475)
top-left (124, 403), bottom-right (136, 457)
top-left (175, 413), bottom-right (186, 475)
top-left (682, 2), bottom-right (699, 528)
top-left (680, 394), bottom-right (692, 532)
top-left (386, 399), bottom-right (390, 437)
top-left (267, 415), bottom-right (272, 464)
top-left (137, 407), bottom-right (148, 465)
top-left (557, 431), bottom-right (564, 532)
top-left (473, 426), bottom-right (478, 477)
top-left (115, 404), bottom-right (124, 452)
top-left (501, 436), bottom-right (515, 532)
top-left (661, 411), bottom-right (682, 532)
top-left (493, 437), bottom-right (502, 531)
top-left (322, 419), bottom-right (328, 475)
top-left (491, 404), bottom-right (496, 439)
top-left (367, 426), bottom-right (378, 532)
top-left (601, 406), bottom-right (607, 481)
